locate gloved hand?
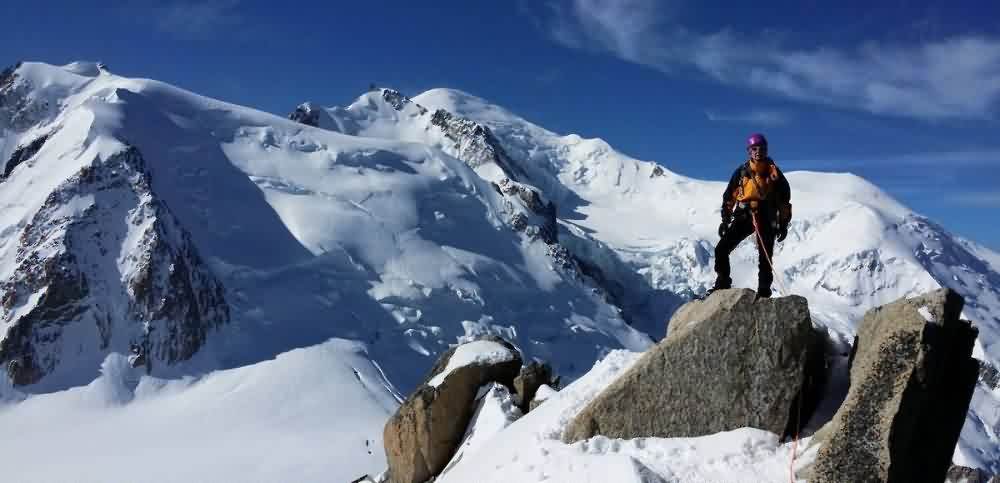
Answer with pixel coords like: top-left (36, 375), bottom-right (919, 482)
top-left (718, 214), bottom-right (731, 238)
top-left (776, 224), bottom-right (788, 242)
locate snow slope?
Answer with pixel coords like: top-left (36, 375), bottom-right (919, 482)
top-left (0, 61), bottom-right (997, 480)
top-left (0, 339), bottom-right (399, 483)
top-left (0, 62), bottom-right (651, 481)
top-left (435, 350), bottom-right (815, 483)
top-left (0, 62), bottom-right (650, 393)
top-left (306, 85), bottom-right (1000, 473)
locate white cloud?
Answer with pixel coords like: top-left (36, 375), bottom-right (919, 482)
top-left (704, 109), bottom-right (790, 125)
top-left (536, 0), bottom-right (1000, 120)
top-left (121, 0), bottom-right (244, 39)
top-left (791, 149), bottom-right (1000, 169)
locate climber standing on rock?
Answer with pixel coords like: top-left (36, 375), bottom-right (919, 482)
top-left (705, 133), bottom-right (792, 299)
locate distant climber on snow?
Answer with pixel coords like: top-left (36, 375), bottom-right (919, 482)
top-left (704, 133), bottom-right (792, 300)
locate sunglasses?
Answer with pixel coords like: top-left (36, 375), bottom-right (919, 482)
top-left (748, 145), bottom-right (766, 152)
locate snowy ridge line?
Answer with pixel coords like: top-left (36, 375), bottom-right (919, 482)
top-left (2, 61), bottom-right (653, 398)
top-left (299, 83), bottom-right (999, 473)
top-left (0, 61), bottom-right (997, 479)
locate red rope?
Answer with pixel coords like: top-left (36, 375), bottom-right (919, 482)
top-left (751, 210), bottom-right (797, 482)
top-left (751, 211), bottom-right (788, 296)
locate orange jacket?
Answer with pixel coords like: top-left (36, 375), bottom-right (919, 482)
top-left (721, 157), bottom-right (792, 225)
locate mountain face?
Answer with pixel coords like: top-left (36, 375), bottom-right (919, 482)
top-left (0, 62), bottom-right (998, 477)
top-left (293, 85), bottom-right (1000, 471)
top-left (0, 63), bottom-right (650, 396)
top-left (0, 64), bottom-right (228, 391)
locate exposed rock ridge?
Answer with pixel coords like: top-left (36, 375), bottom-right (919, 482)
top-left (807, 288), bottom-right (979, 483)
top-left (430, 108), bottom-right (527, 181)
top-left (384, 336), bottom-right (523, 483)
top-left (288, 102), bottom-right (322, 127)
top-left (0, 62), bottom-right (55, 131)
top-left (0, 145), bottom-right (228, 385)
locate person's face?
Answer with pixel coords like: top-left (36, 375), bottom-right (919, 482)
top-left (748, 144), bottom-right (766, 161)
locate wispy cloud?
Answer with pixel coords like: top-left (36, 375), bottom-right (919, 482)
top-left (121, 0), bottom-right (244, 39)
top-left (793, 149), bottom-right (1000, 169)
top-left (943, 192), bottom-right (1000, 206)
top-left (704, 109), bottom-right (790, 125)
top-left (532, 0), bottom-right (1000, 120)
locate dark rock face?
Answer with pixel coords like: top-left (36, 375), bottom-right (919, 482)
top-left (945, 464), bottom-right (997, 483)
top-left (808, 289), bottom-right (979, 483)
top-left (381, 88), bottom-right (426, 114)
top-left (288, 102), bottom-right (321, 127)
top-left (0, 63), bottom-right (55, 131)
top-left (430, 109), bottom-right (526, 181)
top-left (496, 178), bottom-right (558, 245)
top-left (383, 336), bottom-right (522, 483)
top-left (3, 132), bottom-right (50, 179)
top-left (564, 289), bottom-right (824, 443)
top-left (981, 361), bottom-right (1000, 390)
top-left (0, 62), bottom-right (20, 90)
top-left (0, 146), bottom-right (228, 386)
top-left (513, 361), bottom-right (558, 412)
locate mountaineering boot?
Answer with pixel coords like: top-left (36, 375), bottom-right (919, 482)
top-left (755, 286), bottom-right (772, 300)
top-left (697, 282), bottom-right (731, 300)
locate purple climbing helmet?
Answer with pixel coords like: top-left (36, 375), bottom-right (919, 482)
top-left (746, 133), bottom-right (768, 149)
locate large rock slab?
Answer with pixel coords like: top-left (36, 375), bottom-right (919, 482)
top-left (564, 288), bottom-right (822, 443)
top-left (383, 336), bottom-right (522, 483)
top-left (808, 288), bottom-right (979, 483)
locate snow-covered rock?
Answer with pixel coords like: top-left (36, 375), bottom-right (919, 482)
top-left (0, 88), bottom-right (228, 389)
top-left (436, 349), bottom-right (813, 483)
top-left (439, 382), bottom-right (523, 476)
top-left (513, 360), bottom-right (558, 411)
top-left (383, 336), bottom-right (521, 483)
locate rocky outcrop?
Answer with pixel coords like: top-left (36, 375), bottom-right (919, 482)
top-left (381, 88), bottom-right (427, 114)
top-left (383, 336), bottom-right (522, 483)
top-left (946, 465), bottom-right (998, 483)
top-left (0, 62), bottom-right (55, 131)
top-left (807, 289), bottom-right (979, 483)
top-left (513, 361), bottom-right (559, 412)
top-left (3, 132), bottom-right (50, 179)
top-left (430, 109), bottom-right (526, 181)
top-left (0, 146), bottom-right (228, 385)
top-left (495, 178), bottom-right (558, 245)
top-left (288, 102), bottom-right (321, 127)
top-left (564, 289), bottom-right (824, 443)
top-left (981, 360), bottom-right (1000, 390)
top-left (529, 384), bottom-right (557, 411)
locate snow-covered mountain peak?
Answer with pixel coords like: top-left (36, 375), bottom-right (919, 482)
top-left (414, 88), bottom-right (528, 126)
top-left (61, 61), bottom-right (109, 77)
top-left (1, 62), bottom-right (999, 479)
top-left (1, 62), bottom-right (654, 399)
top-left (783, 170), bottom-right (911, 220)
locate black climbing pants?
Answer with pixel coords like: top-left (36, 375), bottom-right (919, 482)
top-left (714, 211), bottom-right (776, 292)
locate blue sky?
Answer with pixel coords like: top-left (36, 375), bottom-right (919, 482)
top-left (2, 0), bottom-right (999, 248)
